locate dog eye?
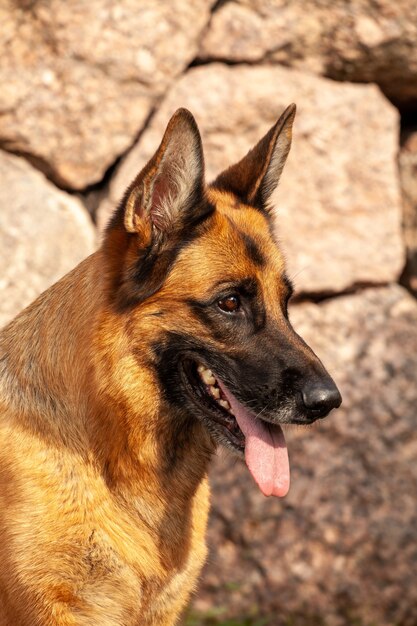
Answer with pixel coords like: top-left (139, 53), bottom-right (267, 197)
top-left (217, 295), bottom-right (241, 313)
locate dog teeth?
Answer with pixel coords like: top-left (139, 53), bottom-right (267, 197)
top-left (197, 365), bottom-right (216, 386)
top-left (197, 363), bottom-right (233, 414)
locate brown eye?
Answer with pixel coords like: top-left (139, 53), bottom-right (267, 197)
top-left (218, 295), bottom-right (241, 313)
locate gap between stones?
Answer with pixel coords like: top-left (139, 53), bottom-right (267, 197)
top-left (0, 104), bottom-right (159, 225)
top-left (187, 58), bottom-right (417, 124)
top-left (80, 104), bottom-right (158, 222)
top-left (291, 281), bottom-right (395, 306)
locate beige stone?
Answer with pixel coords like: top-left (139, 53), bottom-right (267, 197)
top-left (0, 0), bottom-right (214, 189)
top-left (99, 64), bottom-right (404, 294)
top-left (196, 285), bottom-right (417, 626)
top-left (199, 0), bottom-right (417, 106)
top-left (0, 152), bottom-right (96, 328)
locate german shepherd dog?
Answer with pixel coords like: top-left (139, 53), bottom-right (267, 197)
top-left (0, 105), bottom-right (341, 625)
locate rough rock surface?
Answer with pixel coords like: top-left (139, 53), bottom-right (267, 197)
top-left (193, 285), bottom-right (417, 626)
top-left (0, 0), bottom-right (214, 189)
top-left (0, 152), bottom-right (96, 328)
top-left (99, 64), bottom-right (404, 295)
top-left (399, 129), bottom-right (417, 295)
top-left (199, 0), bottom-right (417, 107)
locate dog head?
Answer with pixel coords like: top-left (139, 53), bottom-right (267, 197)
top-left (102, 107), bottom-right (341, 496)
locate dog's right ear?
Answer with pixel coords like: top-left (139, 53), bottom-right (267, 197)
top-left (104, 110), bottom-right (211, 306)
top-left (122, 108), bottom-right (206, 246)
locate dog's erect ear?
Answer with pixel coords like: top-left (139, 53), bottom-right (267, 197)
top-left (104, 109), bottom-right (212, 307)
top-left (213, 104), bottom-right (296, 210)
top-left (123, 108), bottom-right (206, 242)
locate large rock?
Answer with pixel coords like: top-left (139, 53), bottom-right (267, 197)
top-left (199, 0), bottom-right (417, 108)
top-left (0, 151), bottom-right (96, 328)
top-left (399, 128), bottom-right (417, 295)
top-left (99, 65), bottom-right (404, 295)
top-left (0, 0), bottom-right (214, 189)
top-left (193, 285), bottom-right (417, 626)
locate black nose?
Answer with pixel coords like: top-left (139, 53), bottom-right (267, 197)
top-left (301, 380), bottom-right (342, 419)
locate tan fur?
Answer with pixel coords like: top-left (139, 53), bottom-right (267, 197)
top-left (0, 199), bottom-right (285, 625)
top-left (0, 249), bottom-right (212, 625)
top-left (0, 106), bottom-right (322, 625)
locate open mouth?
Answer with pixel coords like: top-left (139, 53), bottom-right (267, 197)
top-left (182, 361), bottom-right (246, 450)
top-left (181, 360), bottom-right (290, 498)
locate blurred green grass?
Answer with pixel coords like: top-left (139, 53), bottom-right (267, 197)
top-left (184, 607), bottom-right (269, 626)
top-left (182, 582), bottom-right (380, 626)
top-left (184, 610), bottom-right (268, 626)
top-left (183, 608), bottom-right (379, 626)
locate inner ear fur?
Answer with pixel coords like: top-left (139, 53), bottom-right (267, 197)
top-left (212, 103), bottom-right (296, 210)
top-left (123, 107), bottom-right (207, 242)
top-left (103, 109), bottom-right (214, 308)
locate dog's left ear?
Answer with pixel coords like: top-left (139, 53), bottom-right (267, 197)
top-left (123, 108), bottom-right (207, 244)
top-left (213, 104), bottom-right (296, 211)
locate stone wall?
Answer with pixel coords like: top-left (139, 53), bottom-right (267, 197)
top-left (1, 2), bottom-right (417, 625)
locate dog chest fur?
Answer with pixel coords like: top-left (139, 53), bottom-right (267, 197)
top-left (0, 406), bottom-right (210, 626)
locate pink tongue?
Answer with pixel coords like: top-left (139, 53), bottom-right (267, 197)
top-left (218, 382), bottom-right (290, 497)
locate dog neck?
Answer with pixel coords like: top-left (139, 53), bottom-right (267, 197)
top-left (0, 254), bottom-right (100, 431)
top-left (0, 251), bottom-right (214, 504)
